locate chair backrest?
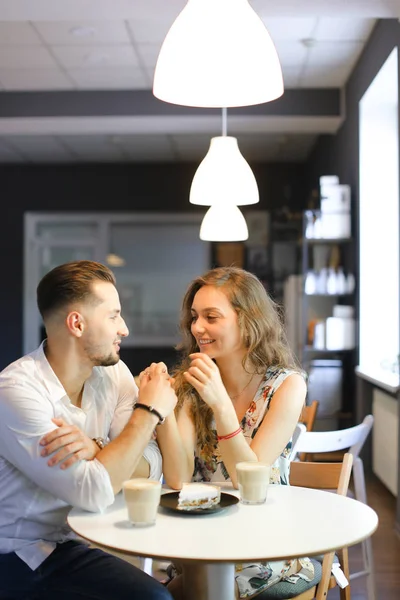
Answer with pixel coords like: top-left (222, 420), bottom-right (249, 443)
top-left (299, 400), bottom-right (319, 431)
top-left (290, 452), bottom-right (353, 495)
top-left (290, 455), bottom-right (354, 600)
top-left (293, 415), bottom-right (374, 459)
top-left (289, 422), bottom-right (307, 460)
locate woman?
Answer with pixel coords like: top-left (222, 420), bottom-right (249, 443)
top-left (152, 267), bottom-right (314, 599)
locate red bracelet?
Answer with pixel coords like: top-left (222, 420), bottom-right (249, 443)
top-left (217, 426), bottom-right (242, 442)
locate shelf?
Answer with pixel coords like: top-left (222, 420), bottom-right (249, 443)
top-left (305, 293), bottom-right (354, 298)
top-left (304, 346), bottom-right (355, 353)
top-left (301, 207), bottom-right (356, 427)
top-left (304, 237), bottom-right (352, 245)
top-left (271, 238), bottom-right (301, 244)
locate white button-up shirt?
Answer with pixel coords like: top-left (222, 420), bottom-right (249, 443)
top-left (0, 343), bottom-right (162, 570)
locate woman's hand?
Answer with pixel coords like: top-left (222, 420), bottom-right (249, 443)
top-left (138, 362), bottom-right (175, 390)
top-left (183, 353), bottom-right (231, 411)
top-left (40, 418), bottom-right (100, 469)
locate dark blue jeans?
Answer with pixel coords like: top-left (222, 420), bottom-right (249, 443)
top-left (0, 540), bottom-right (172, 600)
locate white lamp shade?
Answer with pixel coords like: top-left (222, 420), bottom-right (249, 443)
top-left (153, 0), bottom-right (283, 108)
top-left (190, 136), bottom-right (259, 206)
top-left (200, 204), bottom-right (249, 241)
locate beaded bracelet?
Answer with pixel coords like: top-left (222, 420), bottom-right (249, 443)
top-left (134, 402), bottom-right (165, 425)
top-left (217, 426), bottom-right (242, 442)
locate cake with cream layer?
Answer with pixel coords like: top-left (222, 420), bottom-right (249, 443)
top-left (177, 483), bottom-right (221, 511)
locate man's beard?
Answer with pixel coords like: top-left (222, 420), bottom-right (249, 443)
top-left (85, 344), bottom-right (120, 367)
top-left (96, 352), bottom-right (119, 367)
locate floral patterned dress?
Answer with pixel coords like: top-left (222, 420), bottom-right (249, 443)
top-left (192, 366), bottom-right (314, 598)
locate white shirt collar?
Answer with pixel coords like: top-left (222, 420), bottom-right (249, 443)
top-left (34, 340), bottom-right (104, 407)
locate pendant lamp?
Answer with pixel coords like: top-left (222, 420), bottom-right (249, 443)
top-left (153, 0), bottom-right (283, 108)
top-left (200, 204), bottom-right (248, 241)
top-left (190, 108), bottom-right (259, 206)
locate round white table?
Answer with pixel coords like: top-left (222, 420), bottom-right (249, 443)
top-left (68, 484), bottom-right (378, 600)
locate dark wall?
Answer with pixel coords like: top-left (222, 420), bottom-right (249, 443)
top-left (305, 19), bottom-right (400, 446)
top-left (1, 161), bottom-right (307, 371)
top-left (306, 18), bottom-right (400, 205)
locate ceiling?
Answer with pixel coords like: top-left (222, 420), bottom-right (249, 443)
top-left (0, 1), bottom-right (398, 164)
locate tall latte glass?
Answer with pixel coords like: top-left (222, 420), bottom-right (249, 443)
top-left (236, 461), bottom-right (271, 505)
top-left (123, 478), bottom-right (162, 526)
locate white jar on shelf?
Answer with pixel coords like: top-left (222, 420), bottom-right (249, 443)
top-left (336, 267), bottom-right (347, 295)
top-left (346, 273), bottom-right (355, 294)
top-left (305, 211), bottom-right (315, 239)
top-left (305, 270), bottom-right (317, 295)
top-left (326, 316), bottom-right (355, 350)
top-left (326, 268), bottom-right (337, 294)
top-left (321, 212), bottom-right (351, 239)
top-left (313, 216), bottom-right (322, 238)
top-left (313, 321), bottom-right (326, 350)
top-left (317, 268), bottom-right (328, 294)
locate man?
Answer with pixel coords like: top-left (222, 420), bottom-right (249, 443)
top-left (0, 260), bottom-right (176, 600)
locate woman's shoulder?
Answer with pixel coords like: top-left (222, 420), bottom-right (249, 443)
top-left (263, 366), bottom-right (306, 391)
top-left (265, 365), bottom-right (304, 379)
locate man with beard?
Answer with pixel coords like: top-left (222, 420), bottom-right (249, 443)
top-left (0, 260), bottom-right (175, 600)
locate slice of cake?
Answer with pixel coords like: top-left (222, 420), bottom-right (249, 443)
top-left (178, 483), bottom-right (221, 511)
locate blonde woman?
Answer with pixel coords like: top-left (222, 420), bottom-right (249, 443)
top-left (154, 267), bottom-right (316, 599)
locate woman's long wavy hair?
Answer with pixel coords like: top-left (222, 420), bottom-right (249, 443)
top-left (173, 267), bottom-right (299, 454)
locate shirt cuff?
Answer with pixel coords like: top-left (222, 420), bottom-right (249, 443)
top-left (142, 439), bottom-right (162, 481)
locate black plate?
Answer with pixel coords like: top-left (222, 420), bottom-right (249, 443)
top-left (159, 491), bottom-right (239, 515)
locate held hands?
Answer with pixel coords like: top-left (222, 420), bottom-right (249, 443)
top-left (138, 362), bottom-right (177, 420)
top-left (183, 353), bottom-right (231, 411)
top-left (40, 418), bottom-right (99, 470)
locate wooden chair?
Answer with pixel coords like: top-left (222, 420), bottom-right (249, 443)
top-left (298, 400), bottom-right (319, 461)
top-left (288, 453), bottom-right (354, 600)
top-left (289, 422), bottom-right (307, 461)
top-left (292, 416), bottom-right (375, 600)
top-left (299, 400), bottom-right (319, 432)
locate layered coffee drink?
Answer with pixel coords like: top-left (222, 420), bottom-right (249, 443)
top-left (236, 462), bottom-right (271, 505)
top-left (123, 478), bottom-right (162, 526)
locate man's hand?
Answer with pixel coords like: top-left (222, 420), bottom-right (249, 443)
top-left (139, 362), bottom-right (177, 419)
top-left (39, 418), bottom-right (100, 470)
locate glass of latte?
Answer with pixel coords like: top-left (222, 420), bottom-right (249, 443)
top-left (236, 462), bottom-right (271, 505)
top-left (123, 478), bottom-right (162, 526)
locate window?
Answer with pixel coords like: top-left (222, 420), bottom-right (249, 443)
top-left (358, 48), bottom-right (399, 390)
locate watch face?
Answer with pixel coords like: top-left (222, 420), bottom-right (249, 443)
top-left (94, 437), bottom-right (105, 449)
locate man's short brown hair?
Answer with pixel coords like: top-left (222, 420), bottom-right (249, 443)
top-left (37, 260), bottom-right (116, 321)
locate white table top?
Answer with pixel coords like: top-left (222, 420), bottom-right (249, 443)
top-left (68, 484), bottom-right (378, 564)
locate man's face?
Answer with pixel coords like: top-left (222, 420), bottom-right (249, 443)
top-left (80, 281), bottom-right (129, 367)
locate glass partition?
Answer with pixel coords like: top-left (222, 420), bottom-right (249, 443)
top-left (24, 213), bottom-right (209, 353)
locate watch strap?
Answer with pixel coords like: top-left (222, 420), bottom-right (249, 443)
top-left (93, 437), bottom-right (106, 450)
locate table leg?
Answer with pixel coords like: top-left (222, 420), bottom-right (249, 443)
top-left (182, 562), bottom-right (236, 600)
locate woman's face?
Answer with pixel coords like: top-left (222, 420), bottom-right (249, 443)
top-left (190, 285), bottom-right (244, 360)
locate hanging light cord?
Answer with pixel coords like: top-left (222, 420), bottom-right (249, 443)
top-left (222, 107), bottom-right (227, 137)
